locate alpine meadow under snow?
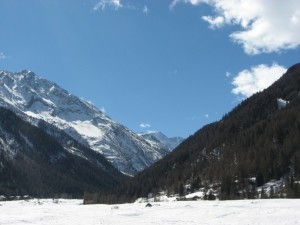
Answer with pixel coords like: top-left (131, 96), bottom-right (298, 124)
top-left (0, 199), bottom-right (300, 225)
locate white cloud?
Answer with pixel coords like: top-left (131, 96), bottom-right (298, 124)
top-left (0, 52), bottom-right (7, 60)
top-left (93, 0), bottom-right (122, 11)
top-left (143, 5), bottom-right (149, 14)
top-left (204, 114), bottom-right (209, 118)
top-left (225, 72), bottom-right (231, 78)
top-left (170, 0), bottom-right (300, 54)
top-left (202, 16), bottom-right (224, 29)
top-left (170, 0), bottom-right (210, 9)
top-left (140, 123), bottom-right (151, 128)
top-left (169, 0), bottom-right (181, 9)
top-left (232, 64), bottom-right (287, 98)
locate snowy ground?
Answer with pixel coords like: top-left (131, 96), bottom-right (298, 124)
top-left (1, 199), bottom-right (300, 225)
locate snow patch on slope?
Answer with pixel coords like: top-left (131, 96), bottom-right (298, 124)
top-left (277, 98), bottom-right (289, 109)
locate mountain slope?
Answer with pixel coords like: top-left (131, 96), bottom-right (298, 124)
top-left (0, 107), bottom-right (126, 197)
top-left (138, 132), bottom-right (184, 152)
top-left (98, 63), bottom-right (300, 203)
top-left (0, 70), bottom-right (168, 175)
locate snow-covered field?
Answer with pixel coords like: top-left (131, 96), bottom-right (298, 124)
top-left (1, 199), bottom-right (300, 225)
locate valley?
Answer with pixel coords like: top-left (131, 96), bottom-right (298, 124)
top-left (1, 199), bottom-right (300, 225)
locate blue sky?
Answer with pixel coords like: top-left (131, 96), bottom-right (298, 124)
top-left (0, 0), bottom-right (300, 138)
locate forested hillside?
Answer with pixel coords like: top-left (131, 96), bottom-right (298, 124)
top-left (90, 63), bottom-right (300, 203)
top-left (0, 108), bottom-right (127, 198)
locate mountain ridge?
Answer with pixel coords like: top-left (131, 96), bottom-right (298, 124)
top-left (138, 131), bottom-right (184, 152)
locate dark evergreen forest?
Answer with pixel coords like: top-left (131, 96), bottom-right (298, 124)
top-left (87, 63), bottom-right (300, 204)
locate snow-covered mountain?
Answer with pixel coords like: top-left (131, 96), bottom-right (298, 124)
top-left (138, 132), bottom-right (184, 152)
top-left (0, 70), bottom-right (169, 175)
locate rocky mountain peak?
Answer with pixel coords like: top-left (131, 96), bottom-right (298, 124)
top-left (0, 70), bottom-right (174, 175)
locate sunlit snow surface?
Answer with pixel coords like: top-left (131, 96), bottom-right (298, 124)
top-left (1, 199), bottom-right (300, 225)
